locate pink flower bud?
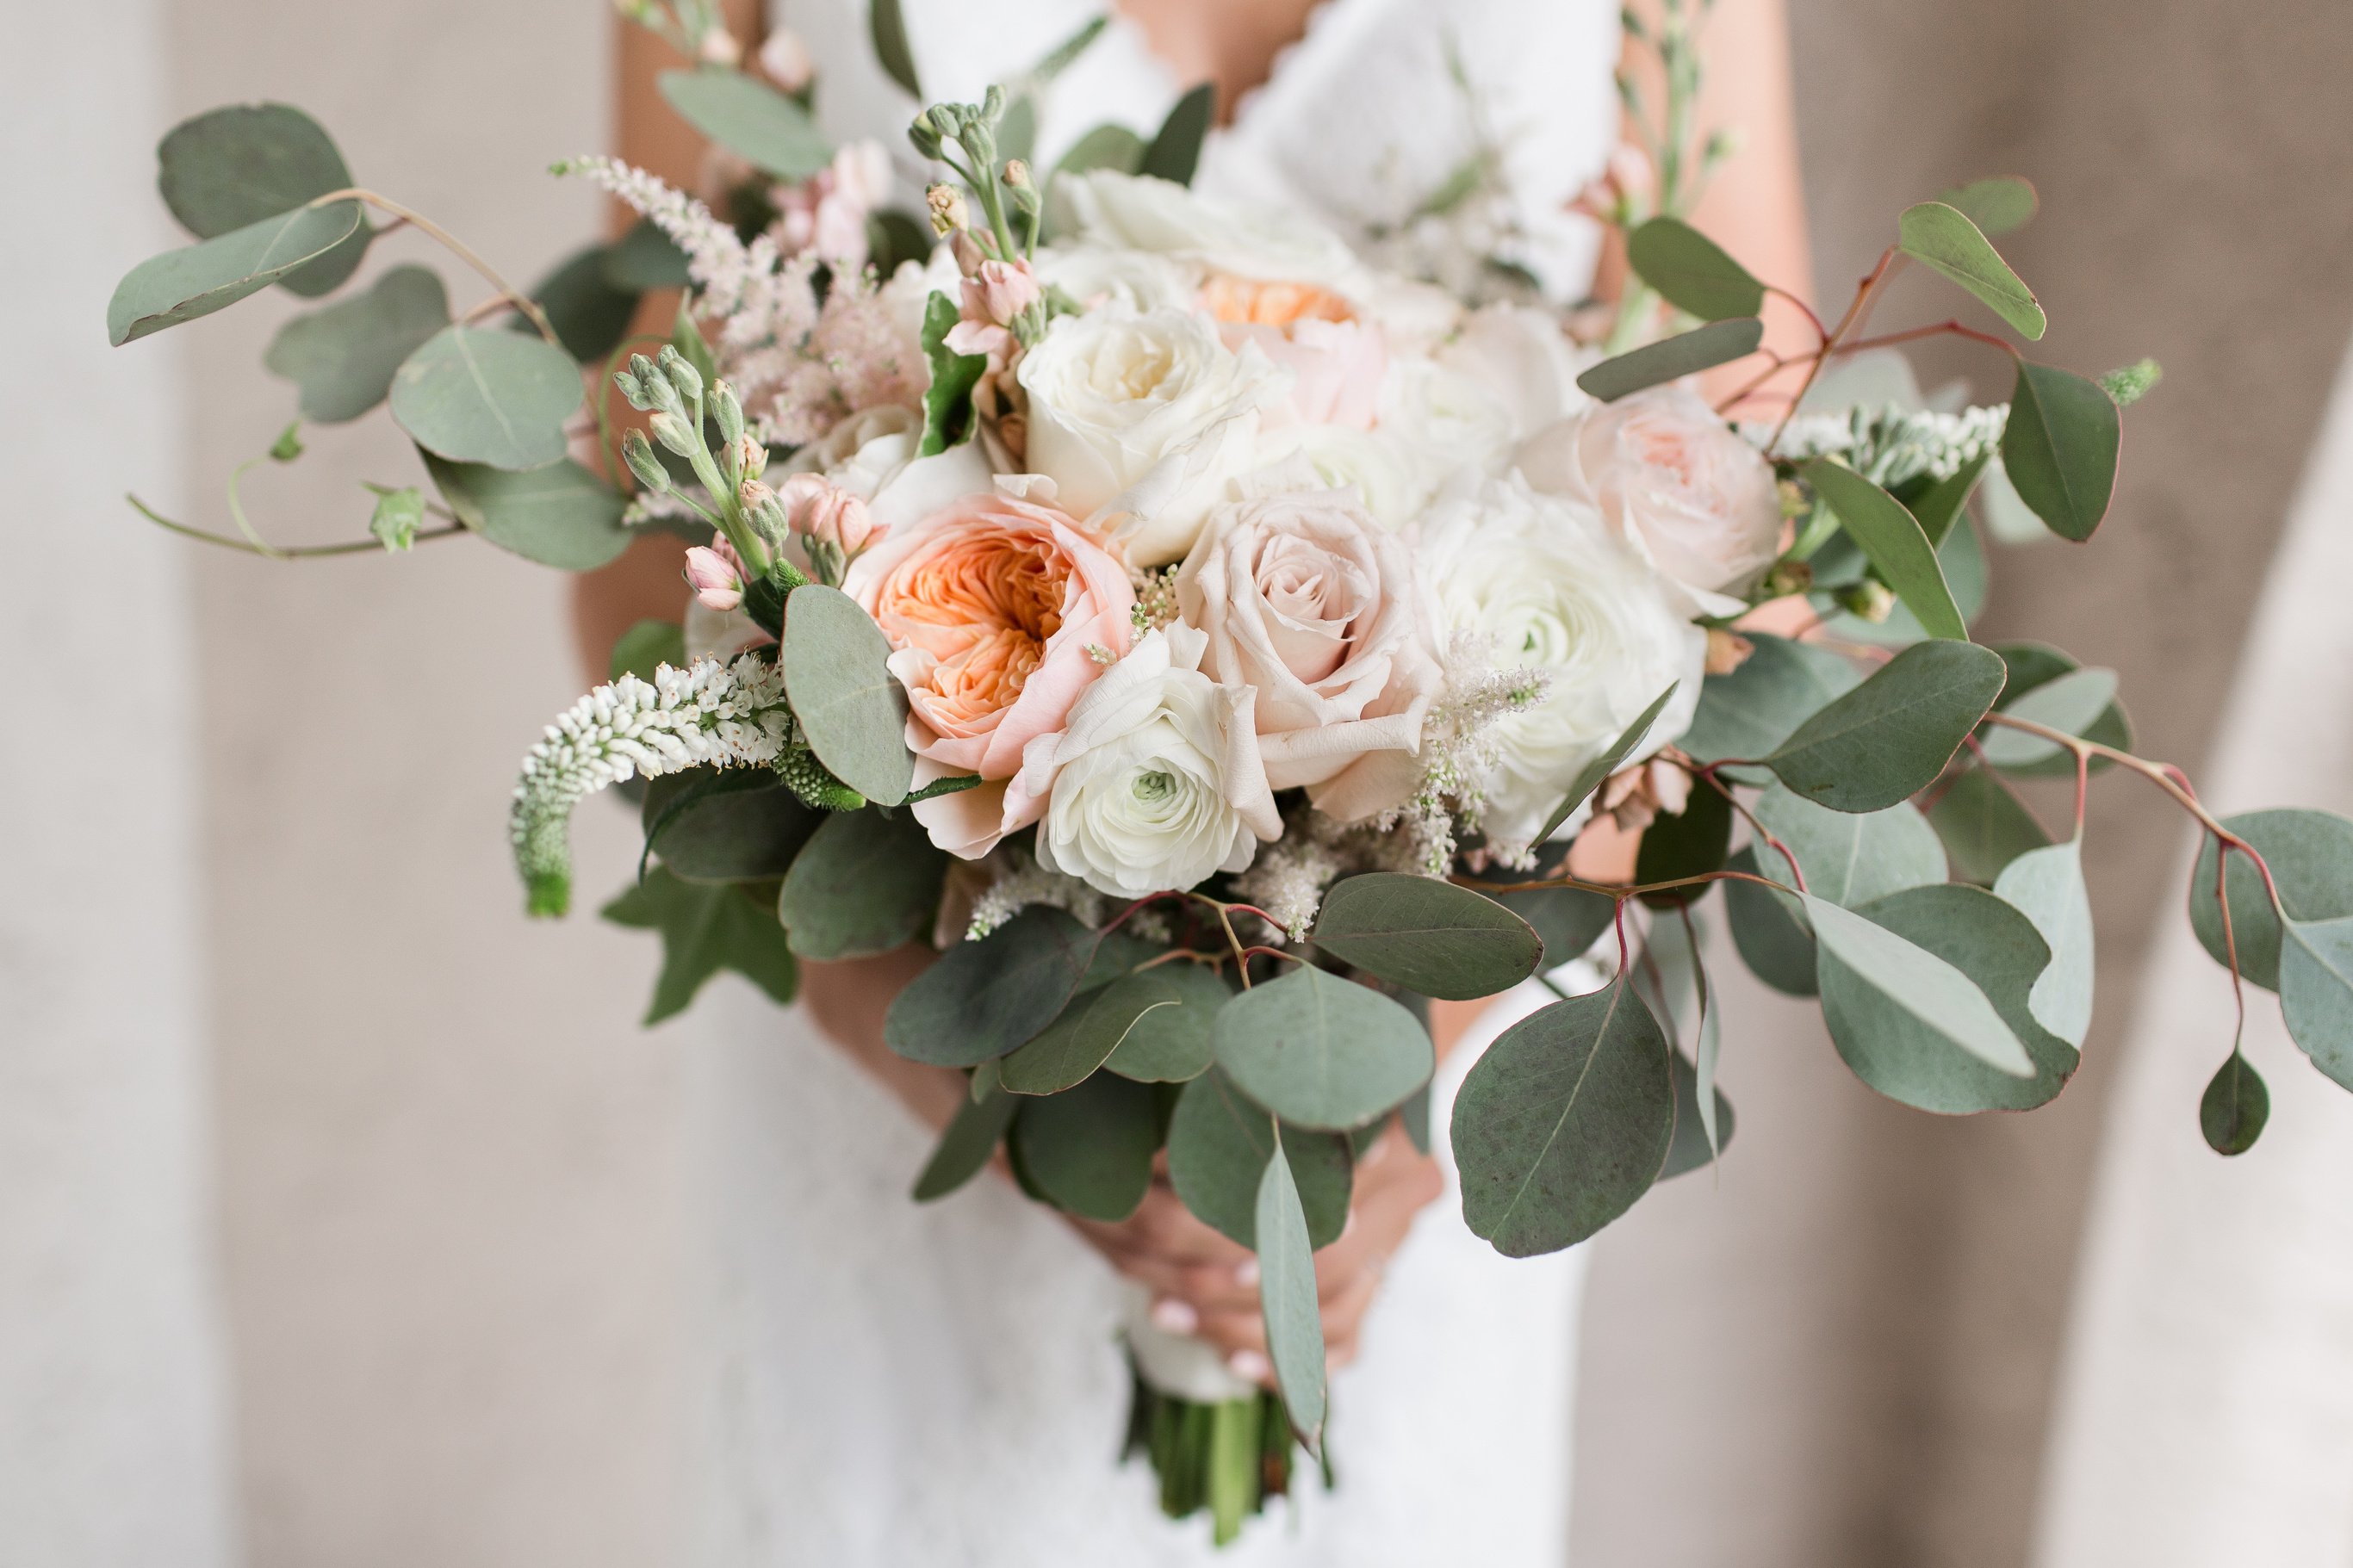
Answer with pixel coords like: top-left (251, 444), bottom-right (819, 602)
top-left (683, 542), bottom-right (745, 612)
top-left (949, 230), bottom-right (987, 279)
top-left (779, 474), bottom-right (879, 555)
top-left (756, 27), bottom-right (813, 92)
top-left (736, 431), bottom-right (767, 479)
top-left (962, 259), bottom-right (1040, 328)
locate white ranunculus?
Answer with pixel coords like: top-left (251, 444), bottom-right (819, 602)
top-left (1253, 424), bottom-right (1424, 530)
top-left (1034, 244), bottom-right (1202, 314)
top-left (1018, 623), bottom-right (1281, 898)
top-left (1436, 304), bottom-right (1598, 440)
top-left (1060, 169), bottom-right (1367, 294)
top-left (1377, 356), bottom-right (1518, 498)
top-left (1175, 489), bottom-right (1442, 821)
top-left (1016, 306), bottom-right (1288, 567)
top-left (1517, 384), bottom-right (1785, 617)
top-left (1419, 474), bottom-right (1705, 848)
top-left (779, 401), bottom-right (992, 534)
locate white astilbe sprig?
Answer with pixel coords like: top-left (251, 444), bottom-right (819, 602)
top-left (511, 654), bottom-right (793, 916)
top-left (1229, 806), bottom-right (1431, 940)
top-left (1378, 632), bottom-right (1552, 876)
top-left (1753, 402), bottom-right (2008, 490)
top-left (965, 847), bottom-right (1109, 940)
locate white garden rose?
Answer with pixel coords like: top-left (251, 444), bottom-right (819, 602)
top-left (1034, 244), bottom-right (1202, 314)
top-left (1256, 425), bottom-right (1423, 530)
top-left (1377, 356), bottom-right (1518, 499)
top-left (779, 401), bottom-right (992, 533)
top-left (1017, 622), bottom-right (1281, 898)
top-left (1435, 303), bottom-right (1598, 440)
top-left (1517, 384), bottom-right (1784, 616)
top-left (1174, 489), bottom-right (1442, 821)
top-left (1059, 169), bottom-right (1367, 294)
top-left (1419, 474), bottom-right (1705, 849)
top-left (1016, 306), bottom-right (1288, 567)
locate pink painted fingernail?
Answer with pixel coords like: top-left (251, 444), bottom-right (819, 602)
top-left (1227, 1349), bottom-right (1271, 1383)
top-left (1233, 1259), bottom-right (1260, 1287)
top-left (1148, 1297), bottom-right (1199, 1335)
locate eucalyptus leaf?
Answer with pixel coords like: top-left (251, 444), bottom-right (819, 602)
top-left (601, 867), bottom-right (797, 1026)
top-left (525, 244), bottom-right (641, 363)
top-left (1658, 1048), bottom-right (1736, 1181)
top-left (390, 325), bottom-right (583, 471)
top-left (1979, 668), bottom-right (2119, 769)
top-left (1308, 874), bottom-right (1543, 1001)
top-left (1257, 1131), bottom-right (1326, 1451)
top-left (1897, 201), bottom-right (2046, 339)
top-left (2002, 362), bottom-right (2120, 542)
top-left (1494, 887), bottom-right (1617, 972)
top-left (1576, 318), bottom-right (1764, 403)
top-left (1055, 123), bottom-right (1146, 177)
top-left (659, 68), bottom-right (831, 181)
top-left (1936, 177), bottom-right (2039, 236)
top-left (1679, 635), bottom-right (1860, 767)
top-left (1810, 891), bottom-right (2037, 1084)
top-left (912, 1073), bottom-right (1018, 1200)
top-left (918, 290), bottom-right (988, 456)
top-left (1764, 639), bottom-right (2008, 812)
top-left (109, 201), bottom-right (365, 345)
top-left (1625, 217), bottom-right (1766, 320)
top-left (1213, 964), bottom-right (1433, 1131)
top-left (1994, 839), bottom-right (2095, 1047)
top-left (2200, 1053), bottom-right (2269, 1156)
top-left (264, 264), bottom-right (450, 422)
top-left (996, 95), bottom-right (1038, 164)
top-left (643, 770), bottom-right (821, 883)
top-left (775, 807), bottom-right (946, 959)
top-left (1724, 845), bottom-right (1816, 995)
top-left (155, 102), bottom-right (369, 296)
top-left (1642, 914), bottom-right (1729, 1165)
top-left (600, 216), bottom-right (692, 290)
top-left (1452, 981), bottom-right (1675, 1257)
top-left (885, 906), bottom-right (1096, 1066)
top-left (1634, 780), bottom-right (1734, 909)
top-left (1002, 971), bottom-right (1189, 1095)
top-left (1927, 768), bottom-right (2052, 884)
top-left (2188, 809), bottom-right (2353, 990)
top-left (1105, 964), bottom-right (1229, 1082)
top-left (868, 0), bottom-right (922, 97)
top-left (1140, 83), bottom-right (1215, 187)
top-left (1908, 451), bottom-right (1994, 548)
top-left (781, 584), bottom-right (916, 805)
top-left (1165, 1070), bottom-right (1350, 1249)
top-left (1805, 458), bottom-right (1966, 640)
top-left (1750, 784), bottom-right (1946, 908)
top-left (1533, 684), bottom-right (1680, 845)
top-left (608, 618), bottom-right (686, 683)
top-left (1990, 642), bottom-right (2133, 778)
top-left (1011, 1071), bottom-right (1158, 1221)
top-left (2279, 915), bottom-right (2353, 1091)
top-left (422, 453), bottom-right (632, 569)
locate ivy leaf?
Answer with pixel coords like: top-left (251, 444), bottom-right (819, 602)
top-left (2188, 809), bottom-right (2353, 991)
top-left (1575, 318), bottom-right (1764, 403)
top-left (1751, 784), bottom-right (1946, 908)
top-left (1002, 971), bottom-right (1190, 1095)
top-left (868, 0), bottom-right (922, 98)
top-left (659, 68), bottom-right (831, 181)
top-left (1994, 840), bottom-right (2095, 1048)
top-left (1533, 683), bottom-right (1680, 845)
top-left (601, 866), bottom-right (798, 1026)
top-left (1139, 83), bottom-right (1216, 187)
top-left (2278, 915), bottom-right (2353, 1091)
top-left (1010, 1072), bottom-right (1158, 1221)
top-left (1724, 845), bottom-right (1817, 996)
top-left (884, 907), bottom-right (1096, 1066)
top-left (390, 325), bottom-right (583, 471)
top-left (606, 618), bottom-right (686, 683)
top-left (774, 807), bottom-right (946, 959)
top-left (109, 201), bottom-right (365, 345)
top-left (1103, 964), bottom-right (1229, 1082)
top-left (2200, 1053), bottom-right (2269, 1156)
top-left (264, 264), bottom-right (450, 423)
top-left (1810, 890), bottom-right (2036, 1085)
top-left (1805, 458), bottom-right (1967, 641)
top-left (1763, 639), bottom-right (2008, 812)
top-left (155, 102), bottom-right (370, 296)
top-left (1213, 964), bottom-right (1433, 1131)
top-left (917, 290), bottom-right (988, 456)
top-left (780, 583), bottom-right (916, 805)
top-left (2002, 362), bottom-right (2121, 542)
top-left (1165, 1069), bottom-right (1350, 1249)
top-left (912, 1073), bottom-right (1017, 1201)
top-left (1936, 176), bottom-right (2039, 236)
top-left (1451, 979), bottom-right (1676, 1257)
top-left (1679, 635), bottom-right (1860, 768)
top-left (1927, 769), bottom-right (2052, 885)
top-left (1308, 874), bottom-right (1543, 1001)
top-left (367, 487), bottom-right (425, 553)
top-left (1257, 1129), bottom-right (1327, 1452)
top-left (1897, 201), bottom-right (2046, 339)
top-left (422, 453), bottom-right (632, 570)
top-left (1625, 217), bottom-right (1766, 320)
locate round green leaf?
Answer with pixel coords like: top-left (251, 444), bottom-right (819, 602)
top-left (1634, 779), bottom-right (1734, 909)
top-left (1104, 964), bottom-right (1229, 1082)
top-left (1989, 642), bottom-right (2133, 778)
top-left (1724, 844), bottom-right (1816, 995)
top-left (1308, 873), bottom-right (1543, 1001)
top-left (911, 1075), bottom-right (1018, 1201)
top-left (390, 325), bottom-right (582, 471)
top-left (1897, 201), bottom-right (2046, 339)
top-left (2188, 809), bottom-right (2353, 991)
top-left (1764, 639), bottom-right (2008, 812)
top-left (643, 769), bottom-right (820, 883)
top-left (1978, 667), bottom-right (2119, 769)
top-left (1626, 217), bottom-right (1766, 320)
top-left (1493, 887), bottom-right (1617, 974)
top-left (2200, 1053), bottom-right (2269, 1156)
top-left (264, 264), bottom-right (450, 422)
top-left (1165, 1070), bottom-right (1350, 1249)
top-left (1256, 1136), bottom-right (1326, 1451)
top-left (1002, 971), bottom-right (1189, 1095)
top-left (1010, 1071), bottom-right (1158, 1222)
top-left (423, 453), bottom-right (632, 569)
top-left (1657, 1048), bottom-right (1736, 1181)
top-left (1576, 318), bottom-right (1764, 404)
top-left (527, 245), bottom-right (642, 364)
top-left (108, 200), bottom-right (365, 345)
top-left (1055, 123), bottom-right (1146, 177)
top-left (600, 216), bottom-right (691, 291)
top-left (1927, 768), bottom-right (2052, 885)
top-left (2279, 915), bottom-right (2353, 1091)
top-left (1936, 177), bottom-right (2039, 237)
top-left (1679, 634), bottom-right (1861, 767)
top-left (2002, 362), bottom-right (2121, 542)
top-left (1811, 889), bottom-right (2039, 1092)
top-left (600, 867), bottom-right (798, 1026)
top-left (1452, 981), bottom-right (1675, 1257)
top-left (775, 806), bottom-right (947, 959)
top-left (1993, 839), bottom-right (2095, 1047)
top-left (885, 907), bottom-right (1096, 1066)
top-left (658, 68), bottom-right (831, 181)
top-left (1805, 458), bottom-right (1967, 641)
top-left (1213, 965), bottom-right (1433, 1131)
top-left (780, 584), bottom-right (916, 806)
top-left (1751, 784), bottom-right (1946, 908)
top-left (156, 102), bottom-right (369, 296)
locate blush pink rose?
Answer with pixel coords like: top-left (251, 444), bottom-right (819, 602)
top-left (1203, 273), bottom-right (1387, 430)
top-left (842, 492), bottom-right (1134, 857)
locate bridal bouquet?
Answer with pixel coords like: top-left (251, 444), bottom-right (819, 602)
top-left (110, 0), bottom-right (2353, 1543)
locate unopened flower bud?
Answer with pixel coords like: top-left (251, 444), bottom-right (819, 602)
top-left (1001, 158), bottom-right (1032, 190)
top-left (649, 410), bottom-right (700, 458)
top-left (779, 473), bottom-right (878, 555)
top-left (682, 543), bottom-right (745, 612)
top-left (950, 229), bottom-right (987, 277)
top-left (757, 26), bottom-right (813, 92)
top-left (711, 381), bottom-right (744, 448)
top-left (965, 258), bottom-right (1040, 326)
top-left (1837, 579), bottom-right (1897, 623)
top-left (697, 27), bottom-right (741, 66)
top-left (626, 353), bottom-right (681, 416)
top-left (657, 344), bottom-right (703, 407)
top-left (981, 84), bottom-right (1004, 121)
top-left (907, 108), bottom-right (945, 159)
top-left (620, 428), bottom-right (670, 493)
top-left (1704, 628), bottom-right (1754, 676)
top-left (735, 431), bottom-right (767, 479)
top-left (927, 182), bottom-right (969, 235)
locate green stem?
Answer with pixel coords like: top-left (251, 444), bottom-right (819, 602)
top-left (128, 493), bottom-right (465, 558)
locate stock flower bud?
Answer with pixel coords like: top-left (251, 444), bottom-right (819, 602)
top-left (908, 108), bottom-right (945, 159)
top-left (735, 431), bottom-right (767, 480)
top-left (961, 258), bottom-right (1041, 328)
top-left (780, 473), bottom-right (878, 555)
top-left (658, 344), bottom-right (703, 407)
top-left (1001, 158), bottom-right (1033, 191)
top-left (683, 542), bottom-right (746, 612)
top-left (757, 26), bottom-right (813, 92)
top-left (627, 352), bottom-right (681, 416)
top-left (950, 229), bottom-right (987, 278)
top-left (649, 410), bottom-right (700, 458)
top-left (927, 182), bottom-right (969, 235)
top-left (620, 428), bottom-right (670, 493)
top-left (712, 381), bottom-right (744, 448)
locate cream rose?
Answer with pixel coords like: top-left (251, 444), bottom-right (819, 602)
top-left (1254, 425), bottom-right (1423, 530)
top-left (1518, 384), bottom-right (1784, 616)
top-left (1419, 474), bottom-right (1705, 849)
top-left (1017, 623), bottom-right (1281, 898)
top-left (842, 493), bottom-right (1134, 858)
top-left (1015, 306), bottom-right (1287, 567)
top-left (1377, 356), bottom-right (1518, 499)
top-left (1174, 490), bottom-right (1440, 821)
top-left (1435, 304), bottom-right (1597, 440)
top-left (1034, 245), bottom-right (1202, 314)
top-left (1059, 170), bottom-right (1367, 294)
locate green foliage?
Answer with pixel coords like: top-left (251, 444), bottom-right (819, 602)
top-left (1493, 887), bottom-right (1617, 972)
top-left (109, 201), bottom-right (365, 345)
top-left (1751, 784), bottom-right (1946, 908)
top-left (780, 584), bottom-right (916, 806)
top-left (607, 617), bottom-right (686, 682)
top-left (1104, 964), bottom-right (1229, 1082)
top-left (423, 453), bottom-right (632, 569)
top-left (1805, 458), bottom-right (1966, 641)
top-left (1658, 1047), bottom-right (1737, 1181)
top-left (601, 866), bottom-right (798, 1025)
top-left (868, 0), bottom-right (922, 97)
top-left (918, 290), bottom-right (989, 456)
top-left (1897, 201), bottom-right (2046, 339)
top-left (1307, 874), bottom-right (1543, 1001)
top-left (1624, 217), bottom-right (1765, 320)
top-left (1213, 964), bottom-right (1433, 1131)
top-left (659, 68), bottom-right (831, 180)
top-left (1576, 318), bottom-right (1763, 403)
top-left (2200, 1053), bottom-right (2269, 1156)
top-left (1011, 1071), bottom-right (1158, 1221)
top-left (1633, 779), bottom-right (1733, 908)
top-left (1003, 971), bottom-right (1192, 1094)
top-left (2188, 809), bottom-right (2353, 990)
top-left (641, 767), bottom-right (820, 882)
top-left (601, 216), bottom-right (692, 290)
top-left (2279, 916), bottom-right (2353, 1091)
top-left (866, 208), bottom-right (935, 275)
top-left (155, 102), bottom-right (369, 296)
top-left (1909, 451), bottom-right (1994, 548)
top-left (1679, 635), bottom-right (1860, 767)
top-left (1534, 684), bottom-right (1681, 844)
top-left (367, 487), bottom-right (425, 553)
top-left (1935, 176), bottom-right (2038, 236)
top-left (1640, 914), bottom-right (1728, 1163)
top-left (1724, 845), bottom-right (1817, 995)
top-left (1810, 889), bottom-right (2037, 1089)
top-left (884, 906), bottom-right (1096, 1066)
top-left (1057, 123), bottom-right (1146, 177)
top-left (1140, 83), bottom-right (1216, 186)
top-left (391, 325), bottom-right (583, 471)
top-left (1993, 840), bottom-right (2095, 1048)
top-left (912, 1073), bottom-right (1017, 1200)
top-left (525, 244), bottom-right (642, 363)
top-left (264, 264), bottom-right (450, 422)
top-left (774, 807), bottom-right (946, 959)
top-left (1256, 1134), bottom-right (1326, 1452)
top-left (1452, 980), bottom-right (1675, 1257)
top-left (1928, 770), bottom-right (2052, 885)
top-left (1978, 667), bottom-right (2118, 769)
top-left (2002, 362), bottom-right (2121, 542)
top-left (1165, 1070), bottom-right (1350, 1249)
top-left (1764, 639), bottom-right (2008, 812)
top-left (1990, 643), bottom-right (2133, 778)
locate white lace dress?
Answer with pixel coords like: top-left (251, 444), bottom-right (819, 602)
top-left (689, 3), bottom-right (1622, 1561)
